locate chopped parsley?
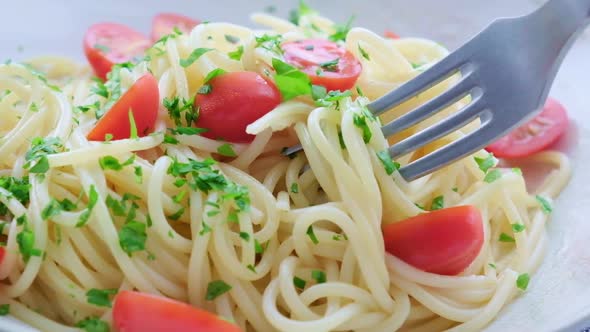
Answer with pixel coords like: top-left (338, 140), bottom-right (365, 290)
top-left (76, 185), bottom-right (99, 227)
top-left (430, 196), bottom-right (444, 211)
top-left (206, 280), bottom-right (232, 300)
top-left (474, 154), bottom-right (497, 173)
top-left (198, 84), bottom-right (212, 95)
top-left (224, 34), bottom-right (240, 44)
top-left (535, 195), bottom-right (553, 214)
top-left (255, 34), bottom-right (283, 55)
top-left (204, 68), bottom-right (227, 84)
top-left (512, 223), bottom-right (526, 233)
top-left (306, 225), bottom-right (319, 244)
top-left (247, 264), bottom-right (257, 273)
top-left (0, 304), bottom-right (9, 316)
top-left (290, 183), bottom-right (299, 193)
top-left (314, 90), bottom-right (352, 108)
top-left (358, 44), bottom-right (370, 60)
top-left (353, 113), bottom-right (372, 143)
top-left (217, 143), bottom-right (237, 157)
top-left (163, 96), bottom-right (198, 127)
top-left (17, 227), bottom-right (42, 262)
top-left (319, 58), bottom-right (339, 72)
top-left (329, 16), bottom-right (354, 42)
top-left (311, 270), bottom-right (326, 284)
top-left (180, 48), bottom-right (214, 67)
top-left (99, 155), bottom-right (135, 171)
top-left (76, 317), bottom-right (110, 332)
top-left (376, 150), bottom-right (400, 175)
top-left (512, 168), bottom-right (523, 176)
top-left (24, 137), bottom-right (63, 174)
top-left (228, 45), bottom-right (244, 61)
top-left (169, 127), bottom-right (207, 135)
top-left (239, 232), bottom-right (250, 242)
top-left (516, 273), bottom-right (530, 291)
top-left (488, 263), bottom-right (497, 269)
top-left (41, 199), bottom-right (64, 220)
top-left (289, 0), bottom-right (316, 25)
top-left (118, 221), bottom-right (147, 255)
top-left (86, 288), bottom-right (117, 308)
top-left (311, 84), bottom-right (327, 100)
top-left (272, 58), bottom-right (311, 101)
top-left (254, 239), bottom-right (264, 254)
top-left (199, 221), bottom-right (212, 236)
top-left (0, 176), bottom-right (30, 217)
top-left (483, 169), bottom-right (502, 183)
top-left (498, 233), bottom-right (515, 243)
top-left (293, 276), bottom-right (306, 289)
top-left (128, 110), bottom-right (138, 139)
top-left (134, 166), bottom-right (143, 184)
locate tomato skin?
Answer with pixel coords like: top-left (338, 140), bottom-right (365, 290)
top-left (87, 73), bottom-right (159, 141)
top-left (384, 30), bottom-right (400, 39)
top-left (382, 206), bottom-right (484, 275)
top-left (83, 23), bottom-right (150, 80)
top-left (151, 13), bottom-right (200, 42)
top-left (486, 98), bottom-right (569, 158)
top-left (0, 247), bottom-right (4, 265)
top-left (113, 291), bottom-right (242, 332)
top-left (282, 39), bottom-right (362, 92)
top-left (194, 71), bottom-right (281, 143)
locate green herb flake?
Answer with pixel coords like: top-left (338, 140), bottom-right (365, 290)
top-left (483, 169), bottom-right (502, 183)
top-left (206, 280), bottom-right (232, 300)
top-left (319, 58), bottom-right (339, 72)
top-left (535, 195), bottom-right (553, 214)
top-left (199, 221), bottom-right (212, 236)
top-left (99, 156), bottom-right (123, 171)
top-left (290, 183), bottom-right (299, 193)
top-left (293, 276), bottom-right (306, 289)
top-left (228, 45), bottom-right (244, 61)
top-left (353, 114), bottom-right (372, 143)
top-left (499, 232), bottom-right (515, 243)
top-left (271, 58), bottom-right (312, 101)
top-left (75, 317), bottom-right (110, 332)
top-left (306, 225), bottom-right (319, 244)
top-left (170, 127), bottom-right (207, 135)
top-left (512, 223), bottom-right (526, 233)
top-left (17, 228), bottom-right (42, 262)
top-left (430, 195), bottom-right (444, 211)
top-left (118, 221), bottom-right (147, 255)
top-left (247, 264), bottom-right (257, 273)
top-left (163, 96), bottom-right (198, 127)
top-left (224, 34), bottom-right (240, 44)
top-left (239, 232), bottom-right (250, 242)
top-left (376, 150), bottom-right (399, 175)
top-left (86, 288), bottom-right (117, 308)
top-left (474, 154), bottom-right (498, 173)
top-left (329, 16), bottom-right (354, 42)
top-left (311, 270), bottom-right (326, 284)
top-left (134, 166), bottom-right (143, 184)
top-left (512, 168), bottom-right (523, 176)
top-left (488, 263), bottom-right (497, 269)
top-left (128, 110), bottom-right (138, 139)
top-left (358, 44), bottom-right (370, 60)
top-left (254, 239), bottom-right (264, 254)
top-left (203, 68), bottom-right (227, 84)
top-left (180, 48), bottom-right (214, 67)
top-left (217, 143), bottom-right (237, 157)
top-left (0, 304), bottom-right (9, 316)
top-left (198, 84), bottom-right (212, 95)
top-left (516, 273), bottom-right (530, 291)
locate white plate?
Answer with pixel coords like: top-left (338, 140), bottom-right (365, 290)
top-left (0, 0), bottom-right (588, 331)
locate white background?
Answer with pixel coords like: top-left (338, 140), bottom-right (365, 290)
top-left (0, 1), bottom-right (589, 331)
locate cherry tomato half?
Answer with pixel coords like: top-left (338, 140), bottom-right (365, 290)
top-left (151, 13), bottom-right (200, 42)
top-left (282, 39), bottom-right (362, 92)
top-left (83, 23), bottom-right (151, 80)
top-left (382, 205), bottom-right (484, 275)
top-left (486, 98), bottom-right (569, 158)
top-left (87, 73), bottom-right (159, 141)
top-left (113, 291), bottom-right (242, 332)
top-left (194, 71), bottom-right (281, 143)
top-left (384, 30), bottom-right (400, 39)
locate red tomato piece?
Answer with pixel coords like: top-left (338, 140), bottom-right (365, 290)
top-left (384, 30), bottom-right (400, 39)
top-left (0, 247), bottom-right (5, 265)
top-left (113, 291), bottom-right (242, 332)
top-left (83, 23), bottom-right (151, 80)
top-left (194, 71), bottom-right (281, 143)
top-left (382, 206), bottom-right (484, 275)
top-left (87, 73), bottom-right (159, 141)
top-left (486, 98), bottom-right (569, 158)
top-left (151, 13), bottom-right (200, 42)
top-left (282, 39), bottom-right (362, 92)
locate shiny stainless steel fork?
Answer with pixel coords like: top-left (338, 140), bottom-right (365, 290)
top-left (285, 0), bottom-right (590, 181)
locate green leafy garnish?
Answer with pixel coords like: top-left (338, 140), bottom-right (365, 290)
top-left (290, 183), bottom-right (299, 193)
top-left (430, 196), bottom-right (444, 211)
top-left (217, 143), bottom-right (237, 157)
top-left (86, 288), bottom-right (117, 308)
top-left (163, 96), bottom-right (198, 127)
top-left (499, 233), bottom-right (515, 243)
top-left (169, 127), bottom-right (207, 135)
top-left (483, 169), bottom-right (502, 183)
top-left (128, 110), bottom-right (138, 139)
top-left (118, 221), bottom-right (147, 255)
top-left (329, 16), bottom-right (354, 42)
top-left (255, 34), bottom-right (283, 55)
top-left (17, 227), bottom-right (42, 262)
top-left (239, 232), bottom-right (250, 242)
top-left (358, 44), bottom-right (370, 60)
top-left (228, 45), bottom-right (244, 61)
top-left (516, 273), bottom-right (530, 291)
top-left (289, 0), bottom-right (316, 25)
top-left (376, 150), bottom-right (400, 175)
top-left (0, 176), bottom-right (30, 216)
top-left (319, 58), bottom-right (339, 72)
top-left (99, 155), bottom-right (134, 171)
top-left (272, 58), bottom-right (312, 101)
top-left (76, 317), bottom-right (110, 332)
top-left (306, 225), bottom-right (319, 244)
top-left (311, 270), bottom-right (326, 283)
top-left (206, 280), bottom-right (232, 300)
top-left (180, 48), bottom-right (214, 67)
top-left (293, 276), bottom-right (306, 289)
top-left (474, 154), bottom-right (498, 173)
top-left (0, 304), bottom-right (9, 316)
top-left (535, 195), bottom-right (553, 214)
top-left (512, 223), bottom-right (526, 233)
top-left (24, 137), bottom-right (63, 174)
top-left (353, 113), bottom-right (372, 143)
top-left (254, 239), bottom-right (264, 254)
top-left (224, 34), bottom-right (240, 44)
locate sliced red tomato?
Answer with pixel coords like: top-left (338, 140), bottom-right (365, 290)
top-left (486, 98), bottom-right (569, 158)
top-left (0, 247), bottom-right (5, 265)
top-left (384, 30), bottom-right (400, 39)
top-left (83, 23), bottom-right (151, 80)
top-left (87, 73), bottom-right (159, 141)
top-left (382, 206), bottom-right (484, 275)
top-left (194, 71), bottom-right (281, 143)
top-left (282, 39), bottom-right (362, 92)
top-left (113, 291), bottom-right (241, 332)
top-left (151, 13), bottom-right (200, 42)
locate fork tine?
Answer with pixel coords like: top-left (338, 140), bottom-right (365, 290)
top-left (398, 118), bottom-right (497, 181)
top-left (368, 53), bottom-right (473, 116)
top-left (381, 74), bottom-right (478, 138)
top-left (388, 97), bottom-right (485, 158)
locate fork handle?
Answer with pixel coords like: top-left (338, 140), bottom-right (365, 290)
top-left (536, 0), bottom-right (590, 38)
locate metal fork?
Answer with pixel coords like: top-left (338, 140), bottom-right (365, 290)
top-left (285, 0), bottom-right (590, 181)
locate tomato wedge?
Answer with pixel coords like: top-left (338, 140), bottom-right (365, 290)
top-left (113, 291), bottom-right (241, 332)
top-left (382, 206), bottom-right (484, 275)
top-left (87, 73), bottom-right (159, 141)
top-left (384, 30), bottom-right (400, 39)
top-left (486, 98), bottom-right (569, 158)
top-left (194, 71), bottom-right (281, 143)
top-left (151, 13), bottom-right (200, 42)
top-left (0, 247), bottom-right (5, 265)
top-left (282, 39), bottom-right (362, 92)
top-left (83, 23), bottom-right (151, 80)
